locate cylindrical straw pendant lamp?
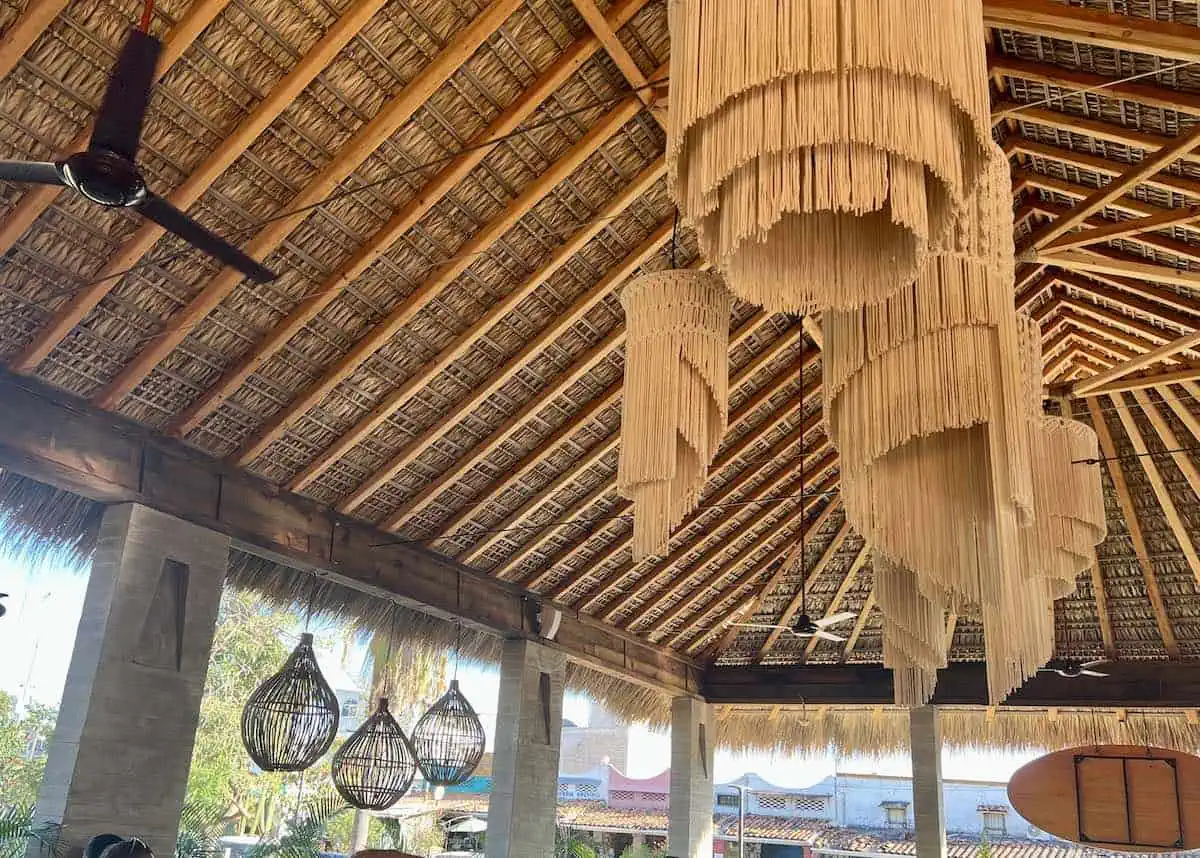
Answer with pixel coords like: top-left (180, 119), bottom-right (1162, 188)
top-left (617, 269), bottom-right (733, 559)
top-left (666, 0), bottom-right (992, 313)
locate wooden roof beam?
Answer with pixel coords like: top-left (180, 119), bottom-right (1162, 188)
top-left (1043, 207), bottom-right (1200, 253)
top-left (1054, 249), bottom-right (1200, 317)
top-left (567, 0), bottom-right (651, 103)
top-left (997, 103), bottom-right (1200, 167)
top-left (1131, 390), bottom-right (1200, 511)
top-left (167, 0), bottom-right (656, 437)
top-left (1015, 169), bottom-right (1185, 228)
top-left (802, 543), bottom-right (872, 661)
top-left (616, 450), bottom-right (838, 630)
top-left (86, 0), bottom-right (528, 408)
top-left (1111, 394), bottom-right (1200, 591)
top-left (1023, 198), bottom-right (1200, 268)
top-left (756, 520), bottom-right (853, 663)
top-left (1089, 558), bottom-right (1117, 662)
top-left (467, 312), bottom-right (781, 572)
top-left (983, 0), bottom-right (1200, 64)
top-left (538, 361), bottom-right (820, 599)
top-left (1016, 272), bottom-right (1056, 313)
top-left (11, 0), bottom-right (388, 375)
top-left (990, 55), bottom-right (1200, 117)
top-left (640, 469), bottom-right (842, 639)
top-left (1073, 327), bottom-right (1200, 395)
top-left (1084, 397), bottom-right (1180, 658)
top-left (698, 499), bottom-right (843, 659)
top-left (1053, 271), bottom-right (1200, 336)
top-left (1038, 248), bottom-right (1200, 293)
top-left (841, 590), bottom-right (876, 662)
top-left (0, 0), bottom-right (228, 264)
top-left (1058, 301), bottom-right (1183, 357)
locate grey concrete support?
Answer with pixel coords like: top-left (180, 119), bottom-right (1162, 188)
top-left (668, 696), bottom-right (715, 858)
top-left (485, 639), bottom-right (566, 858)
top-left (910, 706), bottom-right (947, 858)
top-left (35, 504), bottom-right (230, 856)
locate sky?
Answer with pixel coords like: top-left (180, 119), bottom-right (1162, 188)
top-left (0, 556), bottom-right (1042, 787)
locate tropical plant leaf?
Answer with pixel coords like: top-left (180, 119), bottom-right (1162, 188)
top-left (247, 793), bottom-right (348, 858)
top-left (176, 802), bottom-right (228, 858)
top-left (0, 806), bottom-right (63, 858)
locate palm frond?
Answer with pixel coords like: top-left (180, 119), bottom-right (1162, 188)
top-left (0, 806), bottom-right (63, 858)
top-left (176, 803), bottom-right (228, 858)
top-left (247, 793), bottom-right (348, 858)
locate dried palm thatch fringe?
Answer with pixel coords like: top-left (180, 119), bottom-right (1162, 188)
top-left (718, 706), bottom-right (1200, 755)
top-left (824, 146), bottom-right (1046, 703)
top-left (226, 552), bottom-right (672, 727)
top-left (0, 472), bottom-right (103, 572)
top-left (617, 270), bottom-right (733, 559)
top-left (666, 0), bottom-right (992, 313)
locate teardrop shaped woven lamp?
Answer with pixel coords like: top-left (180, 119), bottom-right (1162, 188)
top-left (410, 679), bottom-right (486, 787)
top-left (617, 269), bottom-right (732, 558)
top-left (241, 632), bottom-right (340, 772)
top-left (667, 0), bottom-right (992, 313)
top-left (331, 697), bottom-right (418, 811)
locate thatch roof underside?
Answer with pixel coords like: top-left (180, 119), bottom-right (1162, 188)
top-left (1, 0), bottom-right (1200, 738)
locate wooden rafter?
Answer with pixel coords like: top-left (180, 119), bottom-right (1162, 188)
top-left (1054, 272), bottom-right (1200, 338)
top-left (984, 0), bottom-right (1200, 64)
top-left (0, 0), bottom-right (233, 307)
top-left (1024, 199), bottom-right (1200, 269)
top-left (841, 590), bottom-right (876, 662)
top-left (1059, 302), bottom-right (1183, 357)
top-left (700, 499), bottom-right (844, 659)
top-left (166, 0), bottom-right (656, 438)
top-left (991, 55), bottom-right (1200, 117)
top-left (1085, 397), bottom-right (1180, 657)
top-left (536, 362), bottom-right (818, 598)
top-left (756, 520), bottom-right (852, 663)
top-left (86, 0), bottom-right (528, 409)
top-left (485, 316), bottom-right (790, 579)
top-left (802, 543), bottom-right (872, 660)
top-left (1050, 257), bottom-right (1200, 321)
top-left (1076, 364), bottom-right (1200, 397)
top-left (1074, 328), bottom-right (1200, 395)
top-left (1041, 249), bottom-right (1200, 292)
top-left (567, 0), bottom-right (649, 99)
top-left (1089, 559), bottom-right (1117, 661)
top-left (1043, 207), bottom-right (1200, 253)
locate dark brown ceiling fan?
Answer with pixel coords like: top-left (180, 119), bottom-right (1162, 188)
top-left (0, 8), bottom-right (275, 283)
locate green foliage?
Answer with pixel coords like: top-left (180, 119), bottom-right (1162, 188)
top-left (0, 692), bottom-right (57, 808)
top-left (977, 833), bottom-right (994, 858)
top-left (376, 815), bottom-right (445, 856)
top-left (618, 845), bottom-right (665, 858)
top-left (0, 805), bottom-right (61, 858)
top-left (175, 803), bottom-right (229, 858)
top-left (246, 794), bottom-right (347, 858)
top-left (555, 828), bottom-right (597, 858)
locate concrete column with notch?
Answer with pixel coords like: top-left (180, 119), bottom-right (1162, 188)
top-left (34, 504), bottom-right (230, 855)
top-left (485, 639), bottom-right (566, 858)
top-left (910, 705), bottom-right (947, 858)
top-left (668, 696), bottom-right (715, 858)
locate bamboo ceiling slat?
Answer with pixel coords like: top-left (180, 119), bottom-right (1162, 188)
top-left (167, 0), bottom-right (656, 438)
top-left (9, 0), bottom-right (377, 375)
top-left (463, 307), bottom-right (769, 569)
top-left (515, 333), bottom-right (811, 591)
top-left (287, 159), bottom-right (667, 498)
top-left (87, 0), bottom-right (527, 410)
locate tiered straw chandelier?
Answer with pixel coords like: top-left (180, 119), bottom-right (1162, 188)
top-left (617, 269), bottom-right (732, 558)
top-left (824, 147), bottom-right (1043, 704)
top-left (666, 0), bottom-right (992, 313)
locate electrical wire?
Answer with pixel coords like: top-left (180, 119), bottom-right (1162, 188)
top-left (1001, 59), bottom-right (1200, 117)
top-left (1074, 444), bottom-right (1200, 465)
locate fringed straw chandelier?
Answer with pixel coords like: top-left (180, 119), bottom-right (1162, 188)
top-left (666, 0), bottom-right (992, 313)
top-left (617, 268), bottom-right (732, 558)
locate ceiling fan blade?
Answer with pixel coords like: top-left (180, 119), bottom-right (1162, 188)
top-left (137, 194), bottom-right (276, 283)
top-left (815, 630), bottom-right (846, 642)
top-left (728, 622), bottom-right (785, 631)
top-left (0, 161), bottom-right (64, 185)
top-left (89, 28), bottom-right (162, 161)
top-left (814, 612), bottom-right (856, 627)
top-left (1080, 670), bottom-right (1108, 678)
top-left (1080, 659), bottom-right (1109, 669)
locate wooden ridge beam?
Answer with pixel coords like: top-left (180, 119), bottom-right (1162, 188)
top-left (473, 313), bottom-right (778, 575)
top-left (984, 0), bottom-right (1200, 64)
top-left (365, 224), bottom-right (675, 527)
top-left (283, 163), bottom-right (667, 493)
top-left (88, 0), bottom-right (527, 409)
top-left (0, 369), bottom-right (699, 696)
top-left (0, 0), bottom-right (227, 264)
top-left (539, 361), bottom-right (819, 600)
top-left (699, 499), bottom-right (843, 660)
top-left (1073, 328), bottom-right (1200, 395)
top-left (168, 0), bottom-right (655, 437)
top-left (990, 54), bottom-right (1200, 117)
top-left (237, 94), bottom-right (652, 471)
top-left (757, 519), bottom-right (852, 663)
top-left (802, 543), bottom-right (872, 660)
top-left (1085, 397), bottom-right (1179, 657)
top-left (1115, 392), bottom-right (1200, 591)
top-left (841, 589), bottom-right (876, 662)
top-left (641, 468), bottom-right (842, 639)
top-left (702, 662), bottom-right (1200, 706)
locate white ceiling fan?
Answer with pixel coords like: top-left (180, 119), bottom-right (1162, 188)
top-left (1039, 658), bottom-right (1109, 679)
top-left (726, 318), bottom-right (856, 644)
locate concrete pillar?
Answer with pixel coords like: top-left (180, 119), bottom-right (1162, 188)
top-left (485, 639), bottom-right (566, 858)
top-left (910, 706), bottom-right (947, 858)
top-left (668, 696), bottom-right (715, 858)
top-left (35, 504), bottom-right (230, 856)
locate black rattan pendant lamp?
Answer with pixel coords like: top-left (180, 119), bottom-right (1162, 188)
top-left (331, 613), bottom-right (419, 810)
top-left (241, 631), bottom-right (340, 772)
top-left (410, 627), bottom-right (485, 786)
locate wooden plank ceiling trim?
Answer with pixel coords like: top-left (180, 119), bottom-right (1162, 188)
top-left (168, 0), bottom-right (656, 438)
top-left (11, 0), bottom-right (382, 374)
top-left (0, 0), bottom-right (228, 266)
top-left (88, 0), bottom-right (528, 409)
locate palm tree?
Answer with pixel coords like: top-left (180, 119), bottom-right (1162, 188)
top-left (247, 794), bottom-right (348, 858)
top-left (0, 806), bottom-right (60, 858)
